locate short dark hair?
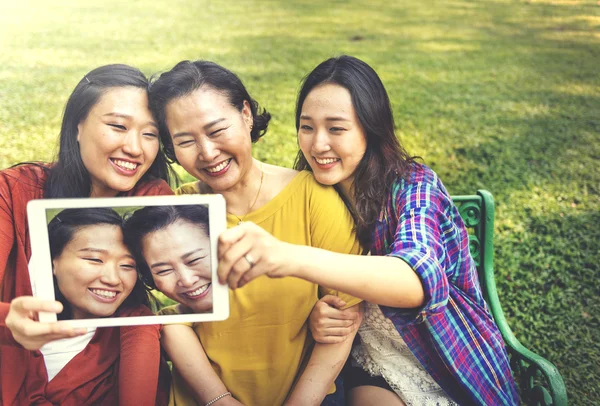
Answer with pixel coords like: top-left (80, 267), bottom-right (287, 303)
top-left (48, 207), bottom-right (151, 319)
top-left (43, 64), bottom-right (173, 198)
top-left (148, 60), bottom-right (271, 162)
top-left (294, 55), bottom-right (418, 247)
top-left (123, 205), bottom-right (210, 289)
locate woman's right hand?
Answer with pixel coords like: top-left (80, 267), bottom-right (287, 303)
top-left (5, 296), bottom-right (86, 350)
top-left (309, 295), bottom-right (363, 344)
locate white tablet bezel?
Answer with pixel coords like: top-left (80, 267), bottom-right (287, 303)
top-left (26, 194), bottom-right (229, 328)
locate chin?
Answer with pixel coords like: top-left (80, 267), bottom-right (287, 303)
top-left (110, 181), bottom-right (139, 193)
top-left (313, 173), bottom-right (337, 186)
top-left (191, 305), bottom-right (212, 313)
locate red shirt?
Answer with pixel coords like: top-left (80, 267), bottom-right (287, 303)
top-left (0, 164), bottom-right (173, 406)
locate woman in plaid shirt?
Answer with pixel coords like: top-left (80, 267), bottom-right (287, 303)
top-left (217, 55), bottom-right (519, 405)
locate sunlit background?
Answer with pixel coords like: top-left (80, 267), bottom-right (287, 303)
top-left (1, 0), bottom-right (598, 403)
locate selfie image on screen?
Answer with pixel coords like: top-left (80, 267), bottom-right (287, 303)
top-left (28, 195), bottom-right (228, 328)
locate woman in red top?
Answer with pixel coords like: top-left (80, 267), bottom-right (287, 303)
top-left (0, 64), bottom-right (173, 405)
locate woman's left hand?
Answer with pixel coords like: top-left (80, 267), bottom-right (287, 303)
top-left (6, 296), bottom-right (87, 350)
top-left (217, 222), bottom-right (295, 289)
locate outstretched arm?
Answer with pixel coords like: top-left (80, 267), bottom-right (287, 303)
top-left (161, 324), bottom-right (243, 405)
top-left (217, 222), bottom-right (424, 308)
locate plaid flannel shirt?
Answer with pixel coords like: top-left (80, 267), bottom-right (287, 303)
top-left (375, 164), bottom-right (519, 405)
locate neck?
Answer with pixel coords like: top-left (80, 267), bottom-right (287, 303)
top-left (90, 184), bottom-right (119, 198)
top-left (219, 159), bottom-right (264, 217)
top-left (338, 176), bottom-right (356, 206)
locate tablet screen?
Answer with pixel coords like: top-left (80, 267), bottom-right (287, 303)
top-left (27, 194), bottom-right (229, 328)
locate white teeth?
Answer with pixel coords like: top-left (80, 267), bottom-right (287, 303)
top-left (205, 159), bottom-right (230, 173)
top-left (315, 157), bottom-right (340, 165)
top-left (90, 289), bottom-right (117, 298)
top-left (113, 159), bottom-right (138, 171)
top-left (184, 284), bottom-right (210, 297)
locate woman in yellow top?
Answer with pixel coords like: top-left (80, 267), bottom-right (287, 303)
top-left (147, 60), bottom-right (363, 406)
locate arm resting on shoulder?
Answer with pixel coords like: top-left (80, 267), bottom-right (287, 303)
top-left (285, 303), bottom-right (360, 406)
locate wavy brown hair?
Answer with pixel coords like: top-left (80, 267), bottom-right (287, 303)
top-left (294, 55), bottom-right (419, 248)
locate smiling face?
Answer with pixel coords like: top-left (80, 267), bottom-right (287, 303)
top-left (141, 219), bottom-right (213, 313)
top-left (165, 86), bottom-right (254, 193)
top-left (298, 83), bottom-right (367, 195)
top-left (77, 86), bottom-right (160, 197)
top-left (52, 224), bottom-right (138, 320)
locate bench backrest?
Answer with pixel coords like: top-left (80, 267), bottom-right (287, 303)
top-left (452, 190), bottom-right (568, 406)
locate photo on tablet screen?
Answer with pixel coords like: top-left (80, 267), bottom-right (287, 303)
top-left (27, 195), bottom-right (229, 328)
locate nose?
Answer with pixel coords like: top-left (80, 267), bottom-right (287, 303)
top-left (100, 265), bottom-right (121, 286)
top-left (177, 267), bottom-right (199, 288)
top-left (121, 131), bottom-right (143, 157)
top-left (312, 129), bottom-right (331, 153)
top-left (197, 139), bottom-right (219, 162)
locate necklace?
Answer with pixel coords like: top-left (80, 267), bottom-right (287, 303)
top-left (230, 166), bottom-right (264, 225)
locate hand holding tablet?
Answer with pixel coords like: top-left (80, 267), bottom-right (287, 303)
top-left (26, 194), bottom-right (229, 328)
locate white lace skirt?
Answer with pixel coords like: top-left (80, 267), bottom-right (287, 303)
top-left (352, 303), bottom-right (457, 406)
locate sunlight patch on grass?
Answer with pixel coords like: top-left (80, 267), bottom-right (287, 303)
top-left (416, 42), bottom-right (480, 53)
top-left (527, 0), bottom-right (589, 4)
top-left (554, 83), bottom-right (600, 96)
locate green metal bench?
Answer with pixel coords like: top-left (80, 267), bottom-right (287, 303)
top-left (453, 190), bottom-right (568, 406)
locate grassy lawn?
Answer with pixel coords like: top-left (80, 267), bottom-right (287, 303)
top-left (1, 0), bottom-right (598, 403)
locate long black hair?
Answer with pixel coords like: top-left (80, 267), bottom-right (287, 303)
top-left (294, 55), bottom-right (419, 248)
top-left (40, 64), bottom-right (174, 198)
top-left (123, 204), bottom-right (210, 289)
top-left (148, 60), bottom-right (271, 163)
top-left (48, 208), bottom-right (151, 319)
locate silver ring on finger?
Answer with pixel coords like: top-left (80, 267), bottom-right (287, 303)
top-left (244, 253), bottom-right (255, 269)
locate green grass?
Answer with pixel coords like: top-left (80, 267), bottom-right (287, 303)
top-left (1, 0), bottom-right (598, 403)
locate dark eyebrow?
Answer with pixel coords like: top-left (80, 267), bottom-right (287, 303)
top-left (78, 248), bottom-right (108, 254)
top-left (78, 247), bottom-right (136, 261)
top-left (172, 132), bottom-right (193, 139)
top-left (299, 114), bottom-right (350, 122)
top-left (182, 248), bottom-right (207, 260)
top-left (172, 118), bottom-right (227, 139)
top-left (150, 261), bottom-right (170, 270)
top-left (203, 118), bottom-right (226, 130)
top-left (325, 116), bottom-right (350, 122)
top-left (149, 248), bottom-right (207, 270)
top-left (102, 112), bottom-right (158, 129)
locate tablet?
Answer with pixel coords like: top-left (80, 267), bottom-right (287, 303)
top-left (27, 194), bottom-right (229, 328)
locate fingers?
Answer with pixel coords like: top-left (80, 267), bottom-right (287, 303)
top-left (227, 254), bottom-right (257, 290)
top-left (317, 304), bottom-right (360, 321)
top-left (217, 226), bottom-right (246, 259)
top-left (217, 234), bottom-right (248, 285)
top-left (318, 317), bottom-right (356, 329)
top-left (319, 294), bottom-right (347, 309)
top-left (7, 296), bottom-right (86, 350)
top-left (321, 326), bottom-right (355, 337)
top-left (218, 222), bottom-right (277, 289)
top-left (236, 263), bottom-right (264, 289)
top-left (12, 296), bottom-right (63, 315)
top-left (10, 319), bottom-right (87, 350)
top-left (219, 234), bottom-right (255, 288)
top-left (313, 333), bottom-right (348, 345)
